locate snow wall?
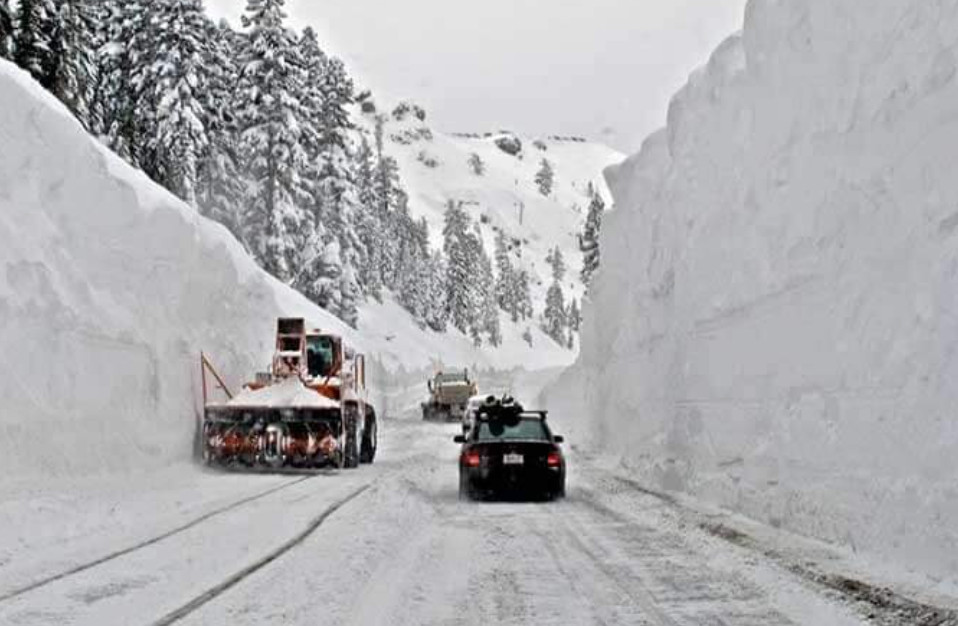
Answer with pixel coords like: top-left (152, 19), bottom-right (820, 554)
top-left (549, 0), bottom-right (958, 581)
top-left (0, 60), bottom-right (352, 480)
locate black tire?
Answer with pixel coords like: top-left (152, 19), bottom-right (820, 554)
top-left (360, 411), bottom-right (377, 464)
top-left (458, 475), bottom-right (473, 501)
top-left (422, 404), bottom-right (432, 421)
top-left (344, 410), bottom-right (360, 469)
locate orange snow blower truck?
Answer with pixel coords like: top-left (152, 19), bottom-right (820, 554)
top-left (201, 318), bottom-right (377, 469)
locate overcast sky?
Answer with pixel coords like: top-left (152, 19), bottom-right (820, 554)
top-left (204, 0), bottom-right (747, 154)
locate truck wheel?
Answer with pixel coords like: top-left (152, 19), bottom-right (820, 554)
top-left (344, 411), bottom-right (359, 469)
top-left (360, 412), bottom-right (377, 464)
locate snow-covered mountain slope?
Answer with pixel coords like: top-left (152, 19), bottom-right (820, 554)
top-left (548, 0), bottom-right (958, 582)
top-left (0, 59), bottom-right (570, 480)
top-left (362, 105), bottom-right (624, 309)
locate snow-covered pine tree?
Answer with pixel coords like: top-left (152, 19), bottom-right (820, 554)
top-left (0, 0), bottom-right (13, 59)
top-left (353, 134), bottom-right (384, 301)
top-left (522, 327), bottom-right (533, 347)
top-left (394, 202), bottom-right (430, 326)
top-left (196, 19), bottom-right (245, 240)
top-left (546, 245), bottom-right (566, 282)
top-left (568, 297), bottom-right (581, 332)
top-left (148, 0), bottom-right (211, 206)
top-left (235, 0), bottom-right (311, 283)
top-left (516, 268), bottom-right (533, 320)
top-left (580, 184), bottom-right (605, 289)
top-left (542, 246), bottom-right (568, 346)
top-left (443, 200), bottom-right (476, 336)
top-left (535, 157), bottom-right (555, 197)
top-left (542, 282), bottom-right (566, 346)
top-left (44, 0), bottom-right (98, 128)
top-left (312, 50), bottom-right (363, 284)
top-left (424, 251), bottom-right (448, 332)
top-left (494, 229), bottom-right (520, 321)
top-left (97, 1), bottom-right (157, 166)
top-left (13, 0), bottom-right (56, 85)
top-left (339, 263), bottom-right (361, 328)
top-left (300, 235), bottom-right (343, 313)
top-left (372, 117), bottom-right (404, 288)
top-left (467, 152), bottom-right (485, 176)
top-left (478, 246), bottom-right (501, 347)
top-left (567, 297), bottom-right (581, 350)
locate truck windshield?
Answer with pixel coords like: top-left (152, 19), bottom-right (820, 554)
top-left (476, 419), bottom-right (550, 442)
top-left (306, 336), bottom-right (336, 378)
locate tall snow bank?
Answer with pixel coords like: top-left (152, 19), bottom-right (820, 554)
top-left (550, 0), bottom-right (958, 581)
top-left (0, 60), bottom-right (350, 479)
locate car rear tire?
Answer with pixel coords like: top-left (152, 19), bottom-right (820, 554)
top-left (458, 475), bottom-right (474, 501)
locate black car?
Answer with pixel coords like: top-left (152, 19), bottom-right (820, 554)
top-left (454, 410), bottom-right (566, 501)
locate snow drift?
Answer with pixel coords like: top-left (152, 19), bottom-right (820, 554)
top-left (0, 59), bottom-right (352, 479)
top-left (550, 0), bottom-right (958, 581)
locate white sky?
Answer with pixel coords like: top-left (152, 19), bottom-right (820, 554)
top-left (204, 0), bottom-right (747, 153)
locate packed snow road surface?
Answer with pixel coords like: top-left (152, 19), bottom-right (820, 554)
top-left (0, 419), bottom-right (871, 626)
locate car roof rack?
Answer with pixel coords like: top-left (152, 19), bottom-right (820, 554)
top-left (475, 409), bottom-right (547, 422)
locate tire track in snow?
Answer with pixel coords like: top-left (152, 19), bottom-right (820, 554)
top-left (0, 475), bottom-right (316, 603)
top-left (150, 482), bottom-right (372, 626)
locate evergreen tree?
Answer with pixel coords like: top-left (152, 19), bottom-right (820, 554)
top-left (44, 0), bottom-right (98, 127)
top-left (580, 185), bottom-right (605, 289)
top-left (372, 117), bottom-right (404, 288)
top-left (494, 229), bottom-right (522, 322)
top-left (467, 152), bottom-right (485, 176)
top-left (522, 327), bottom-right (533, 347)
top-left (147, 0), bottom-right (211, 205)
top-left (424, 251), bottom-right (448, 332)
top-left (542, 282), bottom-right (566, 346)
top-left (478, 246), bottom-right (501, 347)
top-left (97, 1), bottom-right (156, 165)
top-left (197, 19), bottom-right (245, 239)
top-left (353, 134), bottom-right (384, 300)
top-left (546, 246), bottom-right (566, 282)
top-left (535, 157), bottom-right (554, 196)
top-left (568, 297), bottom-right (581, 332)
top-left (300, 236), bottom-right (343, 314)
top-left (0, 0), bottom-right (13, 59)
top-left (516, 268), bottom-right (533, 320)
top-left (443, 200), bottom-right (475, 335)
top-left (236, 0), bottom-right (311, 282)
top-left (13, 0), bottom-right (56, 84)
top-left (339, 263), bottom-right (361, 328)
top-left (542, 246), bottom-right (568, 346)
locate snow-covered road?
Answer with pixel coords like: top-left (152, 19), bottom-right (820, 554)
top-left (0, 416), bottom-right (885, 626)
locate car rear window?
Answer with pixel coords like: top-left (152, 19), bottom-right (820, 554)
top-left (476, 419), bottom-right (550, 442)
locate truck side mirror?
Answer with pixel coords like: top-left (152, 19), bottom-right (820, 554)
top-left (428, 380), bottom-right (433, 392)
top-left (553, 435), bottom-right (564, 444)
top-left (453, 435), bottom-right (466, 444)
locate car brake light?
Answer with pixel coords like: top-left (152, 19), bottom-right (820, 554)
top-left (547, 451), bottom-right (562, 467)
top-left (464, 451), bottom-right (481, 467)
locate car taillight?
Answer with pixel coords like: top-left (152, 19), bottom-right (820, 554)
top-left (547, 451), bottom-right (562, 467)
top-left (463, 451), bottom-right (481, 467)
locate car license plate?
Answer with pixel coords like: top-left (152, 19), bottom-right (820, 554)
top-left (503, 453), bottom-right (524, 465)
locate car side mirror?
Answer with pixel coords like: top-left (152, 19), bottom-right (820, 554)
top-left (453, 435), bottom-right (466, 444)
top-left (553, 435), bottom-right (564, 444)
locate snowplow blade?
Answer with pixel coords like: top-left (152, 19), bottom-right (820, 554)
top-left (202, 406), bottom-right (343, 469)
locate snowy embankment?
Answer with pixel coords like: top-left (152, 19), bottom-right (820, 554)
top-left (0, 59), bottom-right (349, 480)
top-left (548, 0), bottom-right (958, 582)
top-left (0, 59), bottom-right (564, 482)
